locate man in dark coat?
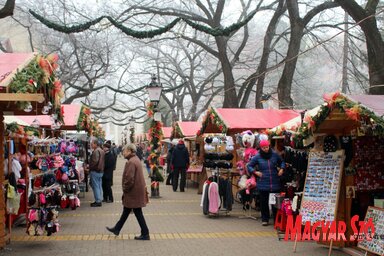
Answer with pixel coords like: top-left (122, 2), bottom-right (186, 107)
top-left (102, 143), bottom-right (116, 203)
top-left (165, 144), bottom-right (175, 185)
top-left (171, 140), bottom-right (190, 192)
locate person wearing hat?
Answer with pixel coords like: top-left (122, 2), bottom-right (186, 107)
top-left (106, 143), bottom-right (150, 240)
top-left (170, 139), bottom-right (190, 192)
top-left (247, 140), bottom-right (285, 226)
top-left (102, 143), bottom-right (116, 203)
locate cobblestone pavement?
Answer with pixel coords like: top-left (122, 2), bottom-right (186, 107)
top-left (3, 157), bottom-right (348, 256)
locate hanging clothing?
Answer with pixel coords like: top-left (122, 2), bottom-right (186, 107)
top-left (208, 182), bottom-right (220, 214)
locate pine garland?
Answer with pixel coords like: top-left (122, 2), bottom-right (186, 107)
top-left (76, 105), bottom-right (91, 131)
top-left (29, 9), bottom-right (256, 37)
top-left (6, 122), bottom-right (39, 137)
top-left (147, 102), bottom-right (164, 182)
top-left (29, 10), bottom-right (105, 33)
top-left (106, 16), bottom-right (181, 39)
top-left (269, 93), bottom-right (384, 148)
top-left (198, 107), bottom-right (227, 135)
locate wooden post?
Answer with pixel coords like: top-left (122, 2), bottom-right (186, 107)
top-left (0, 111), bottom-right (6, 248)
top-left (328, 239), bottom-right (334, 256)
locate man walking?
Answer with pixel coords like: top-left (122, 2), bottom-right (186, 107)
top-left (171, 140), bottom-right (190, 192)
top-left (89, 137), bottom-right (105, 207)
top-left (106, 144), bottom-right (150, 240)
top-left (102, 143), bottom-right (116, 203)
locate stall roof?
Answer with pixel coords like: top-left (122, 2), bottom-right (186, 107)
top-left (15, 104), bottom-right (82, 130)
top-left (346, 94), bottom-right (384, 117)
top-left (271, 106), bottom-right (322, 132)
top-left (176, 121), bottom-right (201, 137)
top-left (216, 108), bottom-right (300, 129)
top-left (4, 116), bottom-right (30, 126)
top-left (0, 52), bottom-right (36, 87)
top-left (162, 127), bottom-right (172, 139)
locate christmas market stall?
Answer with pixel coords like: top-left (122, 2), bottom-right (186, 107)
top-left (158, 126), bottom-right (172, 167)
top-left (0, 52), bottom-right (64, 247)
top-left (197, 107), bottom-right (299, 215)
top-left (171, 121), bottom-right (203, 187)
top-left (270, 93), bottom-right (384, 256)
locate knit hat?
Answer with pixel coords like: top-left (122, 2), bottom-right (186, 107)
top-left (259, 140), bottom-right (270, 148)
top-left (178, 139), bottom-right (184, 144)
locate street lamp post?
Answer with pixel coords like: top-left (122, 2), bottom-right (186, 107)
top-left (146, 74), bottom-right (164, 198)
top-left (124, 126), bottom-right (128, 145)
top-left (129, 116), bottom-right (135, 144)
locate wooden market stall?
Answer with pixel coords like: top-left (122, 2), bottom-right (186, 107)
top-left (158, 127), bottom-right (172, 167)
top-left (196, 107), bottom-right (300, 195)
top-left (271, 93), bottom-right (384, 256)
top-left (0, 52), bottom-right (64, 248)
top-left (171, 121), bottom-right (202, 186)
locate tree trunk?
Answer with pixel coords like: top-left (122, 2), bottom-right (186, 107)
top-left (335, 0), bottom-right (384, 94)
top-left (215, 37), bottom-right (239, 108)
top-left (0, 0), bottom-right (15, 19)
top-left (277, 15), bottom-right (304, 109)
top-left (239, 0), bottom-right (286, 109)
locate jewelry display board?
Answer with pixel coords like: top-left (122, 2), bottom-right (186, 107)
top-left (300, 150), bottom-right (344, 224)
top-left (357, 206), bottom-right (384, 256)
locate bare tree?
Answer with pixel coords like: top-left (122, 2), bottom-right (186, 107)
top-left (276, 0), bottom-right (339, 109)
top-left (238, 0), bottom-right (287, 108)
top-left (0, 0), bottom-right (15, 19)
top-left (335, 0), bottom-right (384, 94)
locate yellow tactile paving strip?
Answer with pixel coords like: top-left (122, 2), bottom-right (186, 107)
top-left (12, 231), bottom-right (276, 242)
top-left (81, 199), bottom-right (201, 204)
top-left (58, 211), bottom-right (253, 217)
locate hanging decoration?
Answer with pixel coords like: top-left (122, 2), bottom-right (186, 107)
top-left (29, 9), bottom-right (256, 38)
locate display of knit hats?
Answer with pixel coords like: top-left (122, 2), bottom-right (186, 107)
top-left (203, 160), bottom-right (217, 168)
top-left (205, 152), bottom-right (219, 160)
top-left (219, 153), bottom-right (234, 161)
top-left (323, 135), bottom-right (338, 152)
top-left (205, 137), bottom-right (213, 144)
top-left (211, 137), bottom-right (220, 145)
top-left (204, 144), bottom-right (215, 152)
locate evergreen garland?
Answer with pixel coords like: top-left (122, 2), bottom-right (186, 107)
top-left (29, 9), bottom-right (256, 38)
top-left (269, 93), bottom-right (384, 148)
top-left (6, 122), bottom-right (39, 137)
top-left (147, 101), bottom-right (164, 182)
top-left (106, 16), bottom-right (181, 39)
top-left (29, 10), bottom-right (105, 33)
top-left (76, 105), bottom-right (91, 131)
top-left (198, 107), bottom-right (227, 135)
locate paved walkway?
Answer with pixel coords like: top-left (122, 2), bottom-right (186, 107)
top-left (4, 158), bottom-right (348, 256)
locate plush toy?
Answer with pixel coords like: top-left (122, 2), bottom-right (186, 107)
top-left (66, 139), bottom-right (77, 154)
top-left (236, 160), bottom-right (246, 176)
top-left (241, 131), bottom-right (258, 162)
top-left (226, 136), bottom-right (234, 151)
top-left (245, 174), bottom-right (257, 194)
